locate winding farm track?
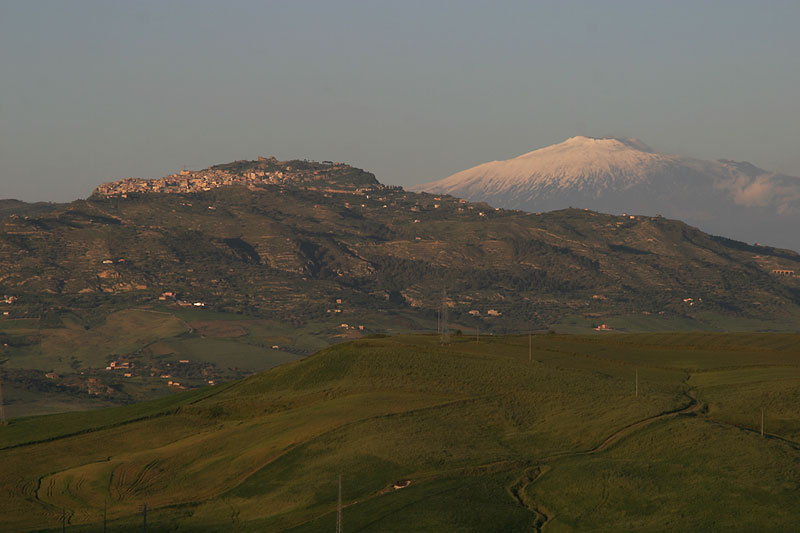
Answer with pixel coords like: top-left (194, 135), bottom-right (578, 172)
top-left (569, 391), bottom-right (700, 457)
top-left (511, 391), bottom-right (702, 531)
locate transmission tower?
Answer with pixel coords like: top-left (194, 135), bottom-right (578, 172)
top-left (336, 474), bottom-right (343, 533)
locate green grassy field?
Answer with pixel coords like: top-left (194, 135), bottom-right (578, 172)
top-left (2, 308), bottom-right (314, 374)
top-left (1, 332), bottom-right (799, 531)
top-left (552, 307), bottom-right (800, 333)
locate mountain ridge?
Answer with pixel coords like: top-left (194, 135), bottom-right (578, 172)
top-left (2, 156), bottom-right (800, 417)
top-left (413, 137), bottom-right (800, 251)
top-left (2, 156), bottom-right (799, 332)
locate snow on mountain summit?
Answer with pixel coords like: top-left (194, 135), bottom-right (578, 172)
top-left (413, 136), bottom-right (678, 201)
top-left (411, 137), bottom-right (800, 251)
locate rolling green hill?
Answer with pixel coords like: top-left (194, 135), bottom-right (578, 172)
top-left (1, 332), bottom-right (799, 531)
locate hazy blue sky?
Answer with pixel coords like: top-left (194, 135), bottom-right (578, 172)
top-left (2, 1), bottom-right (800, 202)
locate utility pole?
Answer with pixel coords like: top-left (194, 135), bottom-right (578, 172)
top-left (0, 365), bottom-right (7, 426)
top-left (528, 333), bottom-right (532, 362)
top-left (336, 474), bottom-right (343, 533)
top-left (439, 289), bottom-right (449, 345)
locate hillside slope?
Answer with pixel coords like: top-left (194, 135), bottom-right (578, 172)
top-left (1, 333), bottom-right (799, 531)
top-left (413, 136), bottom-right (800, 251)
top-left (2, 157), bottom-right (800, 330)
top-left (0, 199), bottom-right (64, 218)
top-left (3, 157), bottom-right (800, 416)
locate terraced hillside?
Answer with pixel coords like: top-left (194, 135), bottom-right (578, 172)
top-left (1, 333), bottom-right (799, 531)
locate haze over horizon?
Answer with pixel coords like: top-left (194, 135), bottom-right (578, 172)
top-left (2, 1), bottom-right (800, 202)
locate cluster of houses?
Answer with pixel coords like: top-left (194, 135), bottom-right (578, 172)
top-left (105, 360), bottom-right (132, 372)
top-left (94, 168), bottom-right (281, 196)
top-left (102, 357), bottom-right (208, 390)
top-left (467, 309), bottom-right (502, 317)
top-left (92, 158), bottom-right (376, 198)
top-left (338, 324), bottom-right (365, 331)
top-left (158, 291), bottom-right (205, 307)
top-left (1, 295), bottom-right (15, 317)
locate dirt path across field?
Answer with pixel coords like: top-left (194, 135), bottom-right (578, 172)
top-left (512, 391), bottom-right (702, 531)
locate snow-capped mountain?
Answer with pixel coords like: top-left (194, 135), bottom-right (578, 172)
top-left (412, 136), bottom-right (800, 251)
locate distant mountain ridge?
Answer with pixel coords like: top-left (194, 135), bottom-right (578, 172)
top-left (412, 137), bottom-right (800, 251)
top-left (0, 199), bottom-right (64, 218)
top-left (2, 156), bottom-right (800, 335)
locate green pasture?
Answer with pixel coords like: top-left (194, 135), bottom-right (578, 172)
top-left (553, 306), bottom-right (800, 334)
top-left (0, 303), bottom-right (448, 419)
top-left (0, 332), bottom-right (799, 531)
top-left (4, 309), bottom-right (189, 372)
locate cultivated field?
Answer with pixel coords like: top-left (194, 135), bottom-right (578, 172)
top-left (1, 332), bottom-right (799, 531)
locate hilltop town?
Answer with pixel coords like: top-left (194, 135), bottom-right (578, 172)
top-left (92, 156), bottom-right (385, 197)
